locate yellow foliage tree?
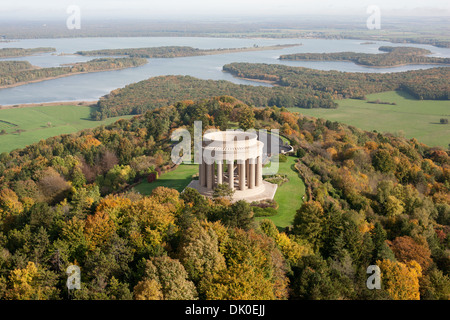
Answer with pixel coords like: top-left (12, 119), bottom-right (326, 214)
top-left (84, 211), bottom-right (116, 250)
top-left (133, 279), bottom-right (163, 300)
top-left (7, 262), bottom-right (57, 300)
top-left (275, 233), bottom-right (313, 264)
top-left (377, 259), bottom-right (422, 300)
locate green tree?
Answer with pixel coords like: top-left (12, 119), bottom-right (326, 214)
top-left (238, 106), bottom-right (255, 131)
top-left (217, 200), bottom-right (255, 231)
top-left (372, 149), bottom-right (396, 173)
top-left (177, 221), bottom-right (226, 284)
top-left (291, 254), bottom-right (346, 300)
top-left (293, 201), bottom-right (324, 250)
top-left (212, 183), bottom-right (235, 200)
top-left (142, 256), bottom-right (198, 300)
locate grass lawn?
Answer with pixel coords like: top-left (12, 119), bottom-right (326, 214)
top-left (257, 155), bottom-right (306, 229)
top-left (287, 90), bottom-right (450, 149)
top-left (133, 164), bottom-right (198, 195)
top-left (0, 104), bottom-right (134, 153)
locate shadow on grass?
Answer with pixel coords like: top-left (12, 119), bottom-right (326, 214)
top-left (395, 90), bottom-right (417, 101)
top-left (135, 178), bottom-right (194, 195)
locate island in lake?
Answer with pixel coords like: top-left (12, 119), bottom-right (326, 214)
top-left (75, 44), bottom-right (300, 58)
top-left (279, 46), bottom-right (450, 67)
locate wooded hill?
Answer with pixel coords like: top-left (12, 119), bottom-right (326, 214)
top-left (91, 75), bottom-right (338, 120)
top-left (0, 95), bottom-right (448, 300)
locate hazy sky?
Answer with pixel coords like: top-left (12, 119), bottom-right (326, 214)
top-left (1, 0), bottom-right (449, 20)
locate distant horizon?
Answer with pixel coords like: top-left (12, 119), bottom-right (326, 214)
top-left (0, 14), bottom-right (449, 24)
top-left (0, 0), bottom-right (449, 21)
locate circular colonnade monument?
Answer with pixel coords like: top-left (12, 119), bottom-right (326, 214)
top-left (187, 131), bottom-right (278, 202)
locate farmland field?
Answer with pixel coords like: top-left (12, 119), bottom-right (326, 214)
top-left (0, 104), bottom-right (134, 153)
top-left (287, 90), bottom-right (450, 149)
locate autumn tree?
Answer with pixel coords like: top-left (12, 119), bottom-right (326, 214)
top-left (201, 228), bottom-right (289, 300)
top-left (133, 279), bottom-right (163, 300)
top-left (6, 262), bottom-right (59, 300)
top-left (387, 236), bottom-right (433, 271)
top-left (177, 221), bottom-right (226, 284)
top-left (84, 211), bottom-right (116, 251)
top-left (238, 105), bottom-right (255, 131)
top-left (141, 256), bottom-right (197, 300)
top-left (377, 259), bottom-right (422, 300)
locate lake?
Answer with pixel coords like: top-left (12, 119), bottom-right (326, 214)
top-left (1, 37), bottom-right (449, 105)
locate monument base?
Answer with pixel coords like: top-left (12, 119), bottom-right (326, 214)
top-left (185, 179), bottom-right (278, 203)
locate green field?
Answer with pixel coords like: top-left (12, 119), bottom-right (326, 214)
top-left (288, 91), bottom-right (450, 149)
top-left (0, 105), bottom-right (134, 153)
top-left (258, 155), bottom-right (306, 229)
top-left (133, 164), bottom-right (199, 195)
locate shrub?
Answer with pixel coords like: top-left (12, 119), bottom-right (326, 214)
top-left (252, 206), bottom-right (278, 217)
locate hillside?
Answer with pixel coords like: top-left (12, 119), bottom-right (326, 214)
top-left (0, 96), bottom-right (448, 300)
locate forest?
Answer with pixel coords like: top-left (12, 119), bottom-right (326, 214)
top-left (91, 75), bottom-right (337, 120)
top-left (0, 95), bottom-right (448, 300)
top-left (279, 46), bottom-right (450, 67)
top-left (0, 47), bottom-right (56, 58)
top-left (0, 57), bottom-right (148, 87)
top-left (0, 61), bottom-right (35, 74)
top-left (223, 63), bottom-right (450, 100)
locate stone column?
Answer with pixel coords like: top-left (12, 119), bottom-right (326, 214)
top-left (255, 156), bottom-right (263, 187)
top-left (246, 159), bottom-right (249, 186)
top-left (249, 159), bottom-right (255, 189)
top-left (217, 161), bottom-right (223, 185)
top-left (199, 162), bottom-right (205, 187)
top-left (228, 161), bottom-right (234, 190)
top-left (212, 162), bottom-right (216, 189)
top-left (206, 164), bottom-right (213, 190)
top-left (239, 161), bottom-right (246, 190)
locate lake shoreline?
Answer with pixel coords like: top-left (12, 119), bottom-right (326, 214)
top-left (0, 64), bottom-right (147, 89)
top-left (0, 100), bottom-right (97, 110)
